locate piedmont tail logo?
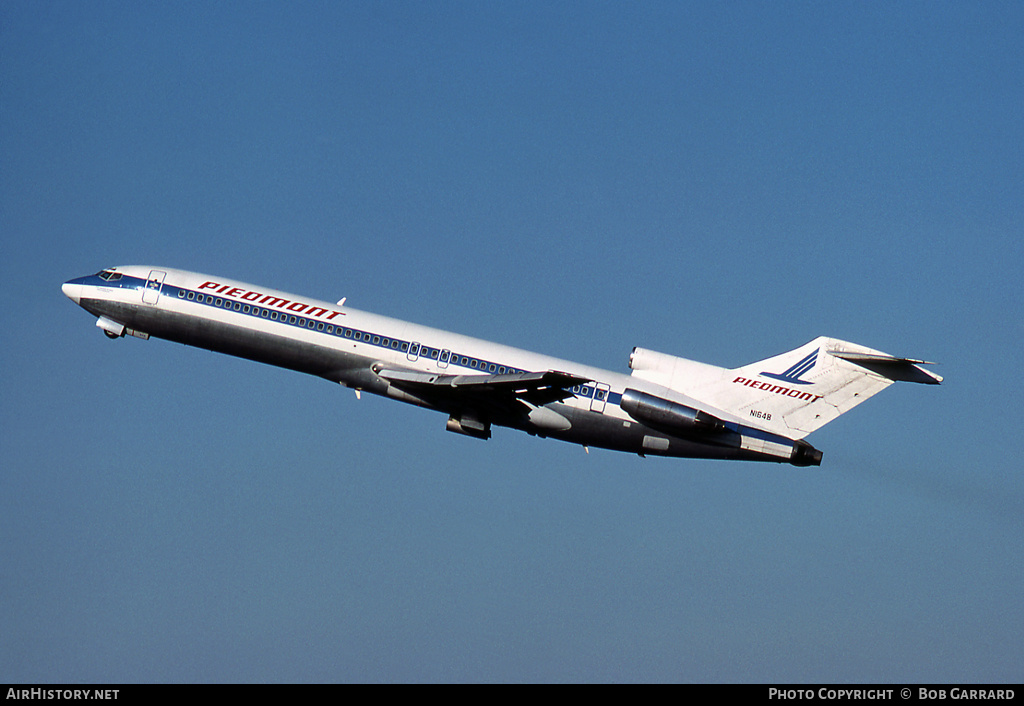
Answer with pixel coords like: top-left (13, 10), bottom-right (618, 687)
top-left (731, 348), bottom-right (824, 403)
top-left (760, 348), bottom-right (818, 385)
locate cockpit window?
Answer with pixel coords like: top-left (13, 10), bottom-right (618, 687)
top-left (97, 270), bottom-right (122, 281)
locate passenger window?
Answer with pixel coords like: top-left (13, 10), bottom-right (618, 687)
top-left (187, 292), bottom-right (195, 300)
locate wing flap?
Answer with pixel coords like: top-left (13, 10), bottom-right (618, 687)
top-left (375, 367), bottom-right (591, 407)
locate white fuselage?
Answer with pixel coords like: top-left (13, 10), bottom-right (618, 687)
top-left (63, 266), bottom-right (820, 465)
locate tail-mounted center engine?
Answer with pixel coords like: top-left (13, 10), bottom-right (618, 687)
top-left (628, 347), bottom-right (723, 392)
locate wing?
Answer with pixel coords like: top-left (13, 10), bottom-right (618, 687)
top-left (374, 366), bottom-right (591, 414)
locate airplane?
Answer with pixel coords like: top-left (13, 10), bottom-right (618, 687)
top-left (62, 266), bottom-right (942, 466)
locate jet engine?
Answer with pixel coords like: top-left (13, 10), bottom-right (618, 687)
top-left (619, 388), bottom-right (729, 440)
top-left (790, 440), bottom-right (823, 467)
top-left (628, 347), bottom-right (723, 392)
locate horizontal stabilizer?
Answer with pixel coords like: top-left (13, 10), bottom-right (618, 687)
top-left (828, 351), bottom-right (942, 384)
top-left (633, 337), bottom-right (942, 439)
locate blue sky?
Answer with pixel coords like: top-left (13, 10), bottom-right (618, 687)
top-left (2, 1), bottom-right (1022, 683)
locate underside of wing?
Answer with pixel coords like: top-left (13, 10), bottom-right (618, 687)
top-left (375, 367), bottom-right (591, 410)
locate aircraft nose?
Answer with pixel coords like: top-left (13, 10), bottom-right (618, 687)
top-left (62, 279), bottom-right (83, 305)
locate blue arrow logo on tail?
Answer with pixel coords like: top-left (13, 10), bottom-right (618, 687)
top-left (760, 348), bottom-right (818, 385)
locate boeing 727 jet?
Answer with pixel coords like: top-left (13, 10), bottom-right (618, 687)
top-left (62, 267), bottom-right (942, 466)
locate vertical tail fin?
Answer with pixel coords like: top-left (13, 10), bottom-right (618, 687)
top-left (633, 338), bottom-right (941, 440)
top-left (724, 337), bottom-right (941, 438)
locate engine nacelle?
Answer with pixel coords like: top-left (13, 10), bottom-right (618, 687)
top-left (620, 388), bottom-right (729, 439)
top-left (791, 440), bottom-right (823, 467)
top-left (628, 347), bottom-right (723, 392)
